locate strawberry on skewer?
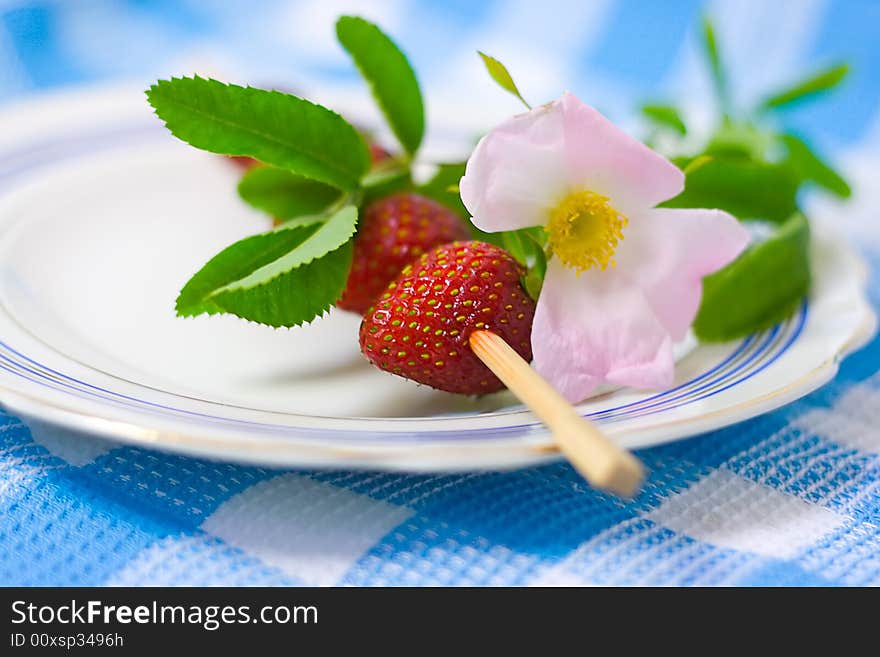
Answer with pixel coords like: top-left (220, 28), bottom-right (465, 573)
top-left (359, 241), bottom-right (533, 392)
top-left (360, 239), bottom-right (644, 497)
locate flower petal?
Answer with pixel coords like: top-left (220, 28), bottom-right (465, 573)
top-left (532, 259), bottom-right (674, 403)
top-left (616, 207), bottom-right (750, 341)
top-left (460, 103), bottom-right (568, 232)
top-left (559, 92), bottom-right (684, 216)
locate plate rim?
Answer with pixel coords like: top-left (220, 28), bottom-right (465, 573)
top-left (0, 87), bottom-right (874, 471)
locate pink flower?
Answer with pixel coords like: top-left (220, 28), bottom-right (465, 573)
top-left (460, 92), bottom-right (749, 402)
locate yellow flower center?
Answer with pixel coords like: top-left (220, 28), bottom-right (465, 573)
top-left (545, 190), bottom-right (628, 272)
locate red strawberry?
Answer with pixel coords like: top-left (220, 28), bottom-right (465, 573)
top-left (368, 142), bottom-right (393, 164)
top-left (359, 241), bottom-right (535, 394)
top-left (229, 155), bottom-right (260, 170)
top-left (337, 193), bottom-right (470, 314)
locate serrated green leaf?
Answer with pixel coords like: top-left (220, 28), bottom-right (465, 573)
top-left (781, 133), bottom-right (852, 198)
top-left (268, 214), bottom-right (329, 231)
top-left (177, 228), bottom-right (311, 317)
top-left (663, 156), bottom-right (800, 222)
top-left (176, 206), bottom-right (357, 327)
top-left (695, 213), bottom-right (810, 341)
top-left (641, 104), bottom-right (687, 135)
top-left (701, 16), bottom-right (730, 115)
top-left (759, 63), bottom-right (849, 111)
top-left (219, 206), bottom-right (357, 293)
top-left (336, 16), bottom-right (424, 156)
top-left (478, 51), bottom-right (530, 109)
top-left (238, 166), bottom-right (343, 219)
top-left (211, 242), bottom-right (353, 328)
top-left (147, 76), bottom-right (370, 190)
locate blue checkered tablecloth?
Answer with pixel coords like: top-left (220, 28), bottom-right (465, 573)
top-left (1, 0), bottom-right (879, 586)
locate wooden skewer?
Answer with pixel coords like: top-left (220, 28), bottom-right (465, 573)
top-left (469, 330), bottom-right (645, 498)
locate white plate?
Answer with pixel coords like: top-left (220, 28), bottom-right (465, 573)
top-left (0, 86), bottom-right (874, 471)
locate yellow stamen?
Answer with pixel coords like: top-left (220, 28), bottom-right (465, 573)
top-left (546, 190), bottom-right (628, 273)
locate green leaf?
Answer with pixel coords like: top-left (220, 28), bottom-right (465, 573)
top-left (210, 242), bottom-right (352, 328)
top-left (218, 206), bottom-right (357, 293)
top-left (176, 206), bottom-right (357, 327)
top-left (238, 166), bottom-right (343, 219)
top-left (522, 239), bottom-right (547, 301)
top-left (759, 63), bottom-right (849, 111)
top-left (177, 230), bottom-right (309, 318)
top-left (500, 228), bottom-right (546, 300)
top-left (522, 258), bottom-right (546, 301)
top-left (663, 156), bottom-right (800, 222)
top-left (147, 76), bottom-right (370, 191)
top-left (701, 16), bottom-right (730, 115)
top-left (268, 214), bottom-right (329, 231)
top-left (682, 155), bottom-right (714, 175)
top-left (501, 230), bottom-right (530, 266)
top-left (641, 104), bottom-right (687, 135)
top-left (781, 133), bottom-right (852, 198)
top-left (704, 122), bottom-right (773, 160)
top-left (336, 16), bottom-right (425, 156)
top-left (469, 226), bottom-right (506, 248)
top-left (478, 52), bottom-right (530, 109)
top-left (501, 227), bottom-right (543, 267)
top-left (694, 213), bottom-right (810, 341)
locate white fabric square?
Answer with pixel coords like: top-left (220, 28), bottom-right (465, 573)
top-left (201, 474), bottom-right (412, 586)
top-left (792, 384), bottom-right (880, 454)
top-left (647, 469), bottom-right (845, 558)
top-left (106, 534), bottom-right (299, 586)
top-left (0, 424), bottom-right (65, 500)
top-left (28, 419), bottom-right (115, 466)
top-left (531, 517), bottom-right (759, 586)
